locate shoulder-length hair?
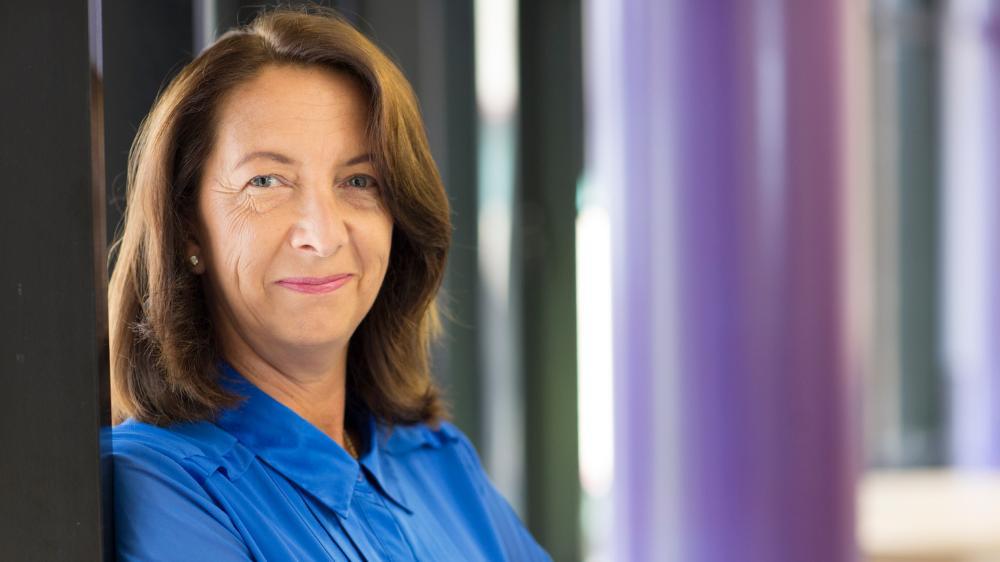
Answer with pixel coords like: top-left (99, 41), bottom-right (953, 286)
top-left (109, 6), bottom-right (451, 427)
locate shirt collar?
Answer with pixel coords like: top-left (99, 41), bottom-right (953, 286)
top-left (213, 362), bottom-right (413, 517)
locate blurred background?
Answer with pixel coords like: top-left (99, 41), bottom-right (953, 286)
top-left (3, 0), bottom-right (1000, 561)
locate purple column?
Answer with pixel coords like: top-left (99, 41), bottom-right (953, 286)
top-left (586, 1), bottom-right (858, 560)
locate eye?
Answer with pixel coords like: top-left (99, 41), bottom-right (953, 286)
top-left (343, 174), bottom-right (379, 190)
top-left (247, 174), bottom-right (282, 189)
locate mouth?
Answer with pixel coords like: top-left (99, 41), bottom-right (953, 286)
top-left (276, 274), bottom-right (353, 294)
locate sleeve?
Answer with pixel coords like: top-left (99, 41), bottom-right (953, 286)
top-left (112, 440), bottom-right (253, 562)
top-left (448, 425), bottom-right (554, 562)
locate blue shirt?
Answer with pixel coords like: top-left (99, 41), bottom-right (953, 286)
top-left (108, 364), bottom-right (551, 561)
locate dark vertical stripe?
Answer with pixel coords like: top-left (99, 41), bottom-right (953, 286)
top-left (0, 0), bottom-right (111, 559)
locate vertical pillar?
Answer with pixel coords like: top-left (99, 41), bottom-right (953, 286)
top-left (518, 0), bottom-right (583, 559)
top-left (942, 0), bottom-right (1000, 467)
top-left (868, 0), bottom-right (945, 468)
top-left (586, 0), bottom-right (858, 560)
top-left (0, 0), bottom-right (111, 560)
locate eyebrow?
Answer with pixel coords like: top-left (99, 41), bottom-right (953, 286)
top-left (234, 150), bottom-right (298, 169)
top-left (234, 151), bottom-right (372, 169)
top-left (343, 153), bottom-right (372, 166)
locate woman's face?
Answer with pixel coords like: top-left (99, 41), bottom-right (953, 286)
top-left (190, 64), bottom-right (392, 358)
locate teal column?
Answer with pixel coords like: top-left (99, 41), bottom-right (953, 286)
top-left (869, 0), bottom-right (945, 468)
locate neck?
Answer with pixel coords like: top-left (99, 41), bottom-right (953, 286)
top-left (217, 321), bottom-right (352, 449)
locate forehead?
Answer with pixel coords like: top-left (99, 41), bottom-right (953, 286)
top-left (211, 64), bottom-right (370, 158)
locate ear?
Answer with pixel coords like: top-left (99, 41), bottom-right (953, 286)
top-left (185, 239), bottom-right (206, 275)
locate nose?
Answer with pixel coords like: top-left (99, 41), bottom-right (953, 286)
top-left (289, 186), bottom-right (349, 257)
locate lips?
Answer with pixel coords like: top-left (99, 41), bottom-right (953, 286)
top-left (276, 274), bottom-right (353, 294)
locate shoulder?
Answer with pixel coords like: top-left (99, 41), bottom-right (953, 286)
top-left (106, 420), bottom-right (253, 561)
top-left (379, 418), bottom-right (467, 454)
top-left (379, 418), bottom-right (491, 477)
top-left (380, 420), bottom-right (553, 561)
top-left (108, 418), bottom-right (252, 481)
top-left (378, 418), bottom-right (497, 509)
top-left (378, 419), bottom-right (491, 493)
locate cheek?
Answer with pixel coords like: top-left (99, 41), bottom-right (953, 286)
top-left (201, 193), bottom-right (282, 294)
top-left (359, 218), bottom-right (393, 289)
top-left (373, 218), bottom-right (394, 272)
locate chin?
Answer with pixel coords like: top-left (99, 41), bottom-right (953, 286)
top-left (274, 321), bottom-right (354, 348)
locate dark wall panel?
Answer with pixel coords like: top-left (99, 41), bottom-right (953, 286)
top-left (0, 1), bottom-right (110, 560)
top-left (519, 0), bottom-right (583, 558)
top-left (103, 0), bottom-right (193, 248)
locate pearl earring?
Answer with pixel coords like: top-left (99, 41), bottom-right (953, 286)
top-left (189, 255), bottom-right (200, 267)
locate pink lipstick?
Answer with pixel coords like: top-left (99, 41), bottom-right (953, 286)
top-left (277, 274), bottom-right (353, 294)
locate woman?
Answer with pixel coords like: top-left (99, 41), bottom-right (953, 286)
top-left (106, 7), bottom-right (550, 561)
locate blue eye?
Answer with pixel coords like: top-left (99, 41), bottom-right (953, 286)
top-left (248, 175), bottom-right (281, 188)
top-left (344, 175), bottom-right (378, 189)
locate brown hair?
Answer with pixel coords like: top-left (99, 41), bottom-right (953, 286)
top-left (108, 6), bottom-right (451, 428)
